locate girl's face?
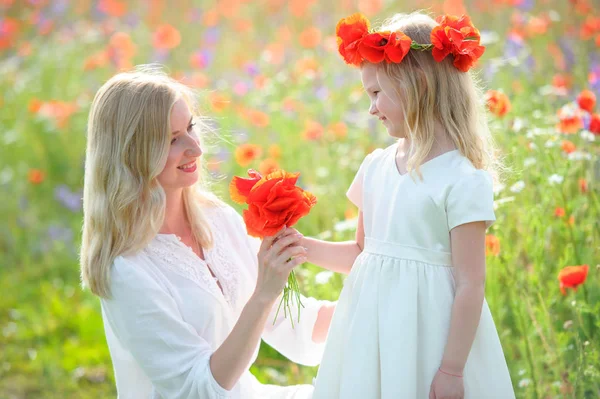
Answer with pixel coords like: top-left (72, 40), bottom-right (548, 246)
top-left (156, 98), bottom-right (202, 193)
top-left (360, 63), bottom-right (406, 139)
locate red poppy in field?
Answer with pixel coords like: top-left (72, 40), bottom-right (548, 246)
top-left (577, 89), bottom-right (596, 112)
top-left (561, 140), bottom-right (576, 154)
top-left (299, 26), bottom-right (322, 49)
top-left (209, 92), bottom-right (230, 112)
top-left (301, 120), bottom-right (324, 141)
top-left (153, 24), bottom-right (181, 49)
top-left (268, 144), bottom-right (282, 159)
top-left (0, 17), bottom-right (19, 50)
top-left (328, 122), bottom-right (348, 139)
top-left (258, 158), bottom-right (279, 175)
top-left (485, 234), bottom-right (500, 256)
top-left (586, 112), bottom-right (600, 135)
top-left (247, 109), bottom-right (270, 128)
top-left (28, 169), bottom-right (45, 184)
top-left (556, 105), bottom-right (584, 134)
top-left (234, 144), bottom-right (262, 167)
top-left (485, 90), bottom-right (511, 117)
top-left (98, 0), bottom-right (127, 17)
top-left (558, 265), bottom-right (589, 295)
top-left (579, 178), bottom-right (588, 193)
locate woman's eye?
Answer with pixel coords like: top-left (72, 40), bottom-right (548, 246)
top-left (170, 137), bottom-right (177, 144)
top-left (373, 91), bottom-right (379, 96)
top-left (187, 122), bottom-right (196, 132)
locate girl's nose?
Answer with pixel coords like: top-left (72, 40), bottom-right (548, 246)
top-left (369, 102), bottom-right (378, 115)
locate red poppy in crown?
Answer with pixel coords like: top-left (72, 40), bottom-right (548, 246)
top-left (335, 12), bottom-right (485, 72)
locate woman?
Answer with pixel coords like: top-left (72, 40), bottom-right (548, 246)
top-left (80, 66), bottom-right (334, 399)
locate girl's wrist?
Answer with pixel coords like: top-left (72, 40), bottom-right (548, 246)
top-left (438, 366), bottom-right (463, 378)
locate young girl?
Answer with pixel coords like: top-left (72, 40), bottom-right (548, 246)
top-left (304, 12), bottom-right (515, 399)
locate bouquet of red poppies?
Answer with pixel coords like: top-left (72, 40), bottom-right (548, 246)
top-left (230, 169), bottom-right (317, 326)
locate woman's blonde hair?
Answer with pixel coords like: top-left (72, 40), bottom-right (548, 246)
top-left (374, 12), bottom-right (501, 181)
top-left (80, 65), bottom-right (223, 298)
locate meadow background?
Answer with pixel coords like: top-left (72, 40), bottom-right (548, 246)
top-left (1, 0), bottom-right (599, 398)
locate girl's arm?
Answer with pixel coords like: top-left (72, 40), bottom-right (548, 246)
top-left (301, 211), bottom-right (364, 275)
top-left (439, 221), bottom-right (487, 375)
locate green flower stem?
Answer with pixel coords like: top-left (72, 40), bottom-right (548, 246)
top-left (273, 270), bottom-right (305, 328)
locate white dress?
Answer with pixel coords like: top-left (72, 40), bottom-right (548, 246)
top-left (101, 205), bottom-right (329, 399)
top-left (312, 143), bottom-right (515, 399)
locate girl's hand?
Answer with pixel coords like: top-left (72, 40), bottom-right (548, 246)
top-left (252, 227), bottom-right (307, 304)
top-left (429, 369), bottom-right (464, 399)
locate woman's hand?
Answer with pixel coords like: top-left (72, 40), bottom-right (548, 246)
top-left (252, 227), bottom-right (307, 304)
top-left (429, 369), bottom-right (464, 399)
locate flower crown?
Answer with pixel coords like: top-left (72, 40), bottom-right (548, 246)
top-left (336, 13), bottom-right (485, 72)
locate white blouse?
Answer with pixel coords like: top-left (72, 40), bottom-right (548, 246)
top-left (101, 205), bottom-right (328, 399)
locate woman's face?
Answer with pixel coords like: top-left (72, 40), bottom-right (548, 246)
top-left (156, 98), bottom-right (202, 193)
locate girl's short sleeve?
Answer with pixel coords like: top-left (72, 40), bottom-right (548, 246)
top-left (446, 170), bottom-right (496, 230)
top-left (346, 150), bottom-right (380, 210)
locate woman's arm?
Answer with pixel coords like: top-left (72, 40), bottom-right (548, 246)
top-left (301, 211), bottom-right (365, 275)
top-left (439, 221), bottom-right (487, 375)
top-left (312, 302), bottom-right (335, 343)
top-left (211, 229), bottom-right (306, 389)
top-left (209, 294), bottom-right (274, 387)
top-left (261, 293), bottom-right (335, 367)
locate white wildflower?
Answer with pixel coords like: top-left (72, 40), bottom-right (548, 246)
top-left (316, 167), bottom-right (329, 178)
top-left (493, 183), bottom-right (505, 195)
top-left (518, 378), bottom-right (531, 388)
top-left (334, 217), bottom-right (358, 232)
top-left (315, 271), bottom-right (334, 285)
top-left (316, 230), bottom-right (332, 240)
top-left (563, 320), bottom-right (573, 329)
top-left (512, 117), bottom-right (525, 132)
top-left (567, 151), bottom-right (592, 161)
top-left (548, 174), bottom-right (563, 185)
top-left (548, 10), bottom-right (560, 21)
top-left (510, 181), bottom-right (525, 193)
top-left (581, 130), bottom-right (596, 142)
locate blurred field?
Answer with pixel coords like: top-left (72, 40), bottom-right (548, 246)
top-left (0, 0), bottom-right (599, 398)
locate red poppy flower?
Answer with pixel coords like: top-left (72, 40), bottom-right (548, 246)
top-left (230, 170), bottom-right (317, 238)
top-left (431, 15), bottom-right (485, 72)
top-left (359, 31), bottom-right (412, 64)
top-left (558, 265), bottom-right (589, 295)
top-left (577, 89), bottom-right (596, 112)
top-left (336, 13), bottom-right (370, 66)
top-left (589, 113), bottom-right (600, 135)
top-left (485, 90), bottom-right (511, 117)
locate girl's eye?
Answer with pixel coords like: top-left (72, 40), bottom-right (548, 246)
top-left (170, 137), bottom-right (177, 145)
top-left (373, 91), bottom-right (380, 96)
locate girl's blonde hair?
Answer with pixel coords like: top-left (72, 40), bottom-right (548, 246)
top-left (374, 12), bottom-right (501, 181)
top-left (80, 65), bottom-right (223, 298)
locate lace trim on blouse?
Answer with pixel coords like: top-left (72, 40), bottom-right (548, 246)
top-left (146, 208), bottom-right (240, 309)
